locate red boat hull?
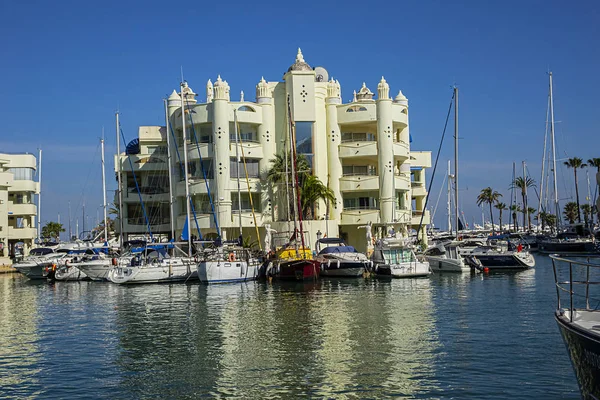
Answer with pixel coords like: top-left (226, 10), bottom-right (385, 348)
top-left (275, 259), bottom-right (319, 281)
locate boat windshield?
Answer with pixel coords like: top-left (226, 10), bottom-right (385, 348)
top-left (383, 248), bottom-right (415, 263)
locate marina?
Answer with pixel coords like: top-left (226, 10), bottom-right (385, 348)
top-left (0, 254), bottom-right (580, 398)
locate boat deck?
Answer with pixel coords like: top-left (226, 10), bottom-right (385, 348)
top-left (561, 310), bottom-right (600, 333)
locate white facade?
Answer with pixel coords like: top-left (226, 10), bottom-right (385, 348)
top-left (115, 50), bottom-right (431, 252)
top-left (0, 153), bottom-right (39, 263)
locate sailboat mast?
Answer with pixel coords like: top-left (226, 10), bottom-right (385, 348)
top-left (447, 160), bottom-right (452, 233)
top-left (101, 136), bottom-right (108, 242)
top-left (115, 112), bottom-right (124, 248)
top-left (164, 99), bottom-right (175, 241)
top-left (549, 72), bottom-right (559, 230)
top-left (453, 86), bottom-right (459, 240)
top-left (37, 148), bottom-right (42, 242)
top-left (523, 161), bottom-right (528, 231)
top-left (181, 83), bottom-right (192, 256)
top-left (234, 110), bottom-right (243, 241)
top-left (538, 95), bottom-right (550, 218)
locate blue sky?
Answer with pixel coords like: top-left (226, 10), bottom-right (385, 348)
top-left (1, 0), bottom-right (598, 232)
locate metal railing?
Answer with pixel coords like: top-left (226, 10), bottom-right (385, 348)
top-left (551, 254), bottom-right (600, 322)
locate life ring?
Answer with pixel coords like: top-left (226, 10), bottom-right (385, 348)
top-left (228, 252), bottom-right (236, 262)
top-left (112, 257), bottom-right (118, 266)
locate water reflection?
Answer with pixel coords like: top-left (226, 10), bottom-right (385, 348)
top-left (0, 274), bottom-right (43, 398)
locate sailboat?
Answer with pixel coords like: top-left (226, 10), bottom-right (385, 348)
top-left (537, 72), bottom-right (599, 255)
top-left (424, 87), bottom-right (480, 273)
top-left (197, 109), bottom-right (260, 283)
top-left (107, 95), bottom-right (197, 284)
top-left (267, 96), bottom-right (319, 281)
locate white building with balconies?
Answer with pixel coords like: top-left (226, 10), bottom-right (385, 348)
top-left (115, 50), bottom-right (431, 253)
top-left (0, 153), bottom-right (39, 264)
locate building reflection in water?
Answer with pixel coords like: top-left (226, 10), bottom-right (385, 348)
top-left (0, 274), bottom-right (43, 398)
top-left (111, 278), bottom-right (441, 397)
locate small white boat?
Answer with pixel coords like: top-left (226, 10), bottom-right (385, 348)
top-left (372, 239), bottom-right (431, 278)
top-left (462, 237), bottom-right (535, 269)
top-left (76, 259), bottom-right (113, 281)
top-left (315, 238), bottom-right (371, 277)
top-left (197, 247), bottom-right (259, 284)
top-left (13, 248), bottom-right (66, 279)
top-left (108, 245), bottom-right (197, 284)
top-left (424, 241), bottom-right (481, 273)
top-left (54, 248), bottom-right (110, 281)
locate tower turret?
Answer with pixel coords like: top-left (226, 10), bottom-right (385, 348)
top-left (206, 79), bottom-right (213, 103)
top-left (377, 76), bottom-right (390, 100)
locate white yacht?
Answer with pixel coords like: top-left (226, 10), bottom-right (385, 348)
top-left (372, 238), bottom-right (431, 278)
top-left (13, 247), bottom-right (67, 279)
top-left (108, 245), bottom-right (197, 284)
top-left (551, 254), bottom-right (600, 399)
top-left (424, 241), bottom-right (481, 273)
top-left (315, 238), bottom-right (371, 277)
top-left (197, 246), bottom-right (259, 284)
top-left (462, 236), bottom-right (535, 269)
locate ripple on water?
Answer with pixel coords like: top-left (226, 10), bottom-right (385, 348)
top-left (0, 256), bottom-right (581, 399)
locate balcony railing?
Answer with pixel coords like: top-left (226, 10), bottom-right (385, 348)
top-left (127, 217), bottom-right (170, 226)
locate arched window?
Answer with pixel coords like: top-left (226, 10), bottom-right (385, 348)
top-left (238, 105), bottom-right (255, 112)
top-left (346, 105), bottom-right (367, 112)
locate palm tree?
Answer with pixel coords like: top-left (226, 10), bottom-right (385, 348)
top-left (527, 207), bottom-right (536, 231)
top-left (564, 157), bottom-right (587, 223)
top-left (510, 176), bottom-right (536, 230)
top-left (41, 222), bottom-right (65, 240)
top-left (509, 204), bottom-right (521, 231)
top-left (587, 158), bottom-right (600, 224)
top-left (544, 213), bottom-right (557, 234)
top-left (476, 187), bottom-right (502, 234)
top-left (581, 204), bottom-right (593, 232)
top-left (587, 158), bottom-right (600, 173)
top-left (267, 152), bottom-right (334, 221)
top-left (301, 175), bottom-right (336, 219)
top-left (494, 202), bottom-right (508, 232)
top-left (563, 202), bottom-right (579, 224)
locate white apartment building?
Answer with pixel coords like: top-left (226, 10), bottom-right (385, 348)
top-left (116, 50), bottom-right (431, 252)
top-left (0, 153), bottom-right (39, 263)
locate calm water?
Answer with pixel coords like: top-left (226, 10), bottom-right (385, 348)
top-left (0, 255), bottom-right (580, 399)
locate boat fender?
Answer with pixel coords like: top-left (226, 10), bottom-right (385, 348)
top-left (337, 260), bottom-right (340, 268)
top-left (194, 254), bottom-right (199, 263)
top-left (112, 257), bottom-right (118, 266)
top-left (228, 252), bottom-right (236, 262)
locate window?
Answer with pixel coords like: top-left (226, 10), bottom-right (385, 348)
top-left (192, 194), bottom-right (215, 214)
top-left (343, 196), bottom-right (377, 210)
top-left (341, 132), bottom-right (375, 143)
top-left (15, 194), bottom-right (24, 204)
top-left (238, 106), bottom-right (255, 112)
top-left (346, 105), bottom-right (367, 112)
top-left (396, 192), bottom-right (407, 210)
top-left (147, 146), bottom-right (167, 155)
top-left (342, 165), bottom-right (376, 176)
top-left (295, 122), bottom-right (313, 169)
top-left (230, 158), bottom-right (259, 178)
top-left (230, 123), bottom-right (258, 142)
top-left (232, 193), bottom-right (260, 213)
top-left (9, 167), bottom-right (34, 181)
top-left (179, 160), bottom-right (214, 181)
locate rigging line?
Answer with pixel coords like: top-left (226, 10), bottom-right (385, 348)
top-left (236, 119), bottom-right (262, 250)
top-left (120, 126), bottom-right (154, 242)
top-left (431, 172), bottom-right (447, 226)
top-left (73, 142), bottom-right (101, 217)
top-left (185, 96), bottom-right (220, 238)
top-left (167, 118), bottom-right (203, 240)
top-left (416, 89), bottom-right (455, 239)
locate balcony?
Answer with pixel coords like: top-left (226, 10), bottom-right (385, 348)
top-left (0, 172), bottom-right (13, 187)
top-left (411, 209), bottom-right (431, 226)
top-left (176, 214), bottom-right (214, 231)
top-left (395, 174), bottom-right (411, 191)
top-left (393, 141), bottom-right (410, 159)
top-left (339, 141), bottom-right (378, 159)
top-left (124, 217), bottom-right (170, 234)
top-left (9, 203), bottom-right (37, 216)
top-left (229, 141), bottom-right (264, 159)
top-left (411, 181), bottom-right (427, 197)
top-left (7, 227), bottom-right (37, 240)
top-left (340, 209), bottom-right (380, 226)
top-left (119, 154), bottom-right (169, 172)
top-left (337, 104), bottom-right (377, 124)
top-left (340, 175), bottom-right (379, 192)
top-left (9, 180), bottom-right (38, 193)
